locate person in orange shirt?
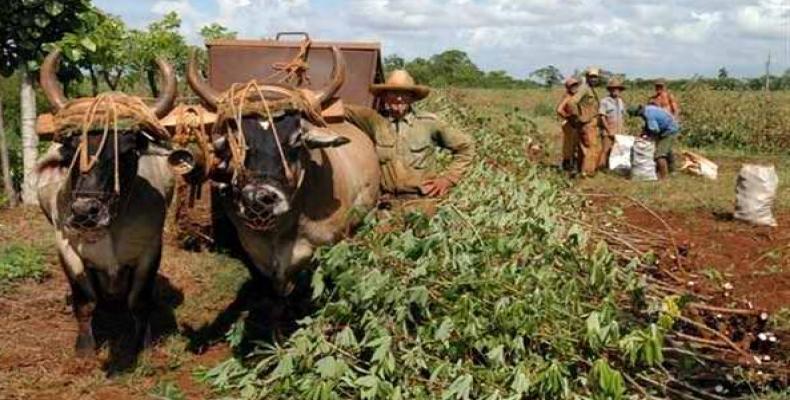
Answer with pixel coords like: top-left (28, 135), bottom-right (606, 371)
top-left (556, 77), bottom-right (581, 173)
top-left (650, 79), bottom-right (680, 120)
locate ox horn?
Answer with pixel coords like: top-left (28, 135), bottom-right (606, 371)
top-left (150, 57), bottom-right (178, 118)
top-left (187, 51), bottom-right (221, 110)
top-left (313, 46), bottom-right (346, 107)
top-left (40, 49), bottom-right (68, 112)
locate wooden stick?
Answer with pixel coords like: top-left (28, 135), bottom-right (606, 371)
top-left (677, 315), bottom-right (753, 361)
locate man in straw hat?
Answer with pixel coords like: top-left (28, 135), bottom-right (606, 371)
top-left (556, 76), bottom-right (581, 173)
top-left (360, 69), bottom-right (475, 197)
top-left (566, 67), bottom-right (603, 177)
top-left (649, 78), bottom-right (680, 120)
top-left (598, 77), bottom-right (627, 169)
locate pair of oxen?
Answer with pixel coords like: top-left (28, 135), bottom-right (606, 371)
top-left (35, 48), bottom-right (380, 358)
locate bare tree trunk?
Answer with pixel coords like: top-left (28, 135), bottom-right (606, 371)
top-left (0, 96), bottom-right (18, 206)
top-left (102, 68), bottom-right (122, 91)
top-left (20, 67), bottom-right (39, 206)
top-left (88, 64), bottom-right (99, 96)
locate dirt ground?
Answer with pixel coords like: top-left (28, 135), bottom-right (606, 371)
top-left (0, 207), bottom-right (239, 400)
top-left (620, 205), bottom-right (790, 313)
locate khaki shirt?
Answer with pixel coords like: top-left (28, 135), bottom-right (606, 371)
top-left (345, 106), bottom-right (475, 194)
top-left (567, 83), bottom-right (600, 126)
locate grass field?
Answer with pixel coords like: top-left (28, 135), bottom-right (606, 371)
top-left (0, 87), bottom-right (787, 399)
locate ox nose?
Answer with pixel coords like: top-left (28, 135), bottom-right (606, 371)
top-left (72, 198), bottom-right (103, 218)
top-left (240, 184), bottom-right (290, 216)
top-left (241, 185), bottom-right (279, 207)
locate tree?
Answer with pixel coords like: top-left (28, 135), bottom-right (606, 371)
top-left (717, 67), bottom-right (729, 80)
top-left (127, 12), bottom-right (189, 97)
top-left (0, 0), bottom-right (91, 205)
top-left (428, 50), bottom-right (483, 87)
top-left (57, 9), bottom-right (128, 94)
top-left (200, 23), bottom-right (237, 42)
top-left (530, 65), bottom-right (564, 87)
top-left (383, 54), bottom-right (405, 74)
top-left (0, 96), bottom-right (16, 206)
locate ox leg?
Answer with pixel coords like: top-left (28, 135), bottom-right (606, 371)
top-left (127, 245), bottom-right (162, 352)
top-left (59, 253), bottom-right (97, 357)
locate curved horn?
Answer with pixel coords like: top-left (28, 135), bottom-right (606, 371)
top-left (150, 57), bottom-right (177, 118)
top-left (40, 49), bottom-right (68, 112)
top-left (187, 51), bottom-right (221, 110)
top-left (314, 46), bottom-right (346, 107)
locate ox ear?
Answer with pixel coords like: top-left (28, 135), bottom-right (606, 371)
top-left (36, 143), bottom-right (66, 173)
top-left (303, 129), bottom-right (351, 149)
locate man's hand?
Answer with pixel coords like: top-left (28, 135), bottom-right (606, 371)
top-left (421, 177), bottom-right (453, 197)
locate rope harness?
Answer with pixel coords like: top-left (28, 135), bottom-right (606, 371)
top-left (52, 93), bottom-right (168, 240)
top-left (267, 39), bottom-right (313, 86)
top-left (213, 81), bottom-right (324, 231)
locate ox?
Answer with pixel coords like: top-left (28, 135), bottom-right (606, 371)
top-left (186, 47), bottom-right (380, 295)
top-left (36, 50), bottom-right (176, 357)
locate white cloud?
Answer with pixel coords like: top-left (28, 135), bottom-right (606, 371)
top-left (735, 0), bottom-right (789, 39)
top-left (101, 0), bottom-right (790, 78)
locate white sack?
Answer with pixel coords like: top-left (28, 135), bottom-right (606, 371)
top-left (630, 138), bottom-right (657, 181)
top-left (734, 164), bottom-right (778, 227)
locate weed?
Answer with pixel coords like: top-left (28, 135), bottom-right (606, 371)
top-left (149, 381), bottom-right (186, 400)
top-left (0, 244), bottom-right (47, 285)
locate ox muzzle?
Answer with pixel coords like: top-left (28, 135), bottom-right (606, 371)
top-left (236, 183), bottom-right (290, 231)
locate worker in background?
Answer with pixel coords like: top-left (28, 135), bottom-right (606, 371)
top-left (628, 101), bottom-right (680, 179)
top-left (598, 77), bottom-right (627, 169)
top-left (556, 77), bottom-right (581, 173)
top-left (566, 67), bottom-right (602, 177)
top-left (650, 78), bottom-right (680, 120)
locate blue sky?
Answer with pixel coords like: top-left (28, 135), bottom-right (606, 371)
top-left (95, 0), bottom-right (790, 79)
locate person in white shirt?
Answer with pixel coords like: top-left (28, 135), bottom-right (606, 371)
top-left (598, 77), bottom-right (627, 169)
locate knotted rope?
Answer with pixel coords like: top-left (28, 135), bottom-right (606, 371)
top-left (215, 80), bottom-right (324, 186)
top-left (267, 39), bottom-right (313, 86)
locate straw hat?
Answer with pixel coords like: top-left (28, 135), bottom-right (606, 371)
top-left (564, 77), bottom-right (580, 88)
top-left (370, 70), bottom-right (430, 100)
top-left (654, 78), bottom-right (667, 87)
top-left (606, 77), bottom-right (626, 90)
top-left (585, 67), bottom-right (601, 77)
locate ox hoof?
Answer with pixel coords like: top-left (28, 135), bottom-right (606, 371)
top-left (75, 334), bottom-right (96, 358)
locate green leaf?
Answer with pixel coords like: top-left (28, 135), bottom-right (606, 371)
top-left (311, 266), bottom-right (325, 300)
top-left (44, 1), bottom-right (64, 16)
top-left (434, 317), bottom-right (454, 343)
top-left (80, 37), bottom-right (96, 52)
top-left (442, 374), bottom-right (473, 400)
top-left (315, 356), bottom-right (347, 380)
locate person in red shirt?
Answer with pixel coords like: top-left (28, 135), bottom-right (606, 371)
top-left (649, 78), bottom-right (680, 120)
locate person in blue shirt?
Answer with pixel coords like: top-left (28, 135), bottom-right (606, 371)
top-left (628, 101), bottom-right (680, 179)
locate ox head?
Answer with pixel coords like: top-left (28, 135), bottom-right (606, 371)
top-left (40, 50), bottom-right (176, 231)
top-left (187, 47), bottom-right (349, 231)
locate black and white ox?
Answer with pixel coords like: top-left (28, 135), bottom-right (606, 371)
top-left (187, 47), bottom-right (380, 295)
top-left (36, 50), bottom-right (177, 357)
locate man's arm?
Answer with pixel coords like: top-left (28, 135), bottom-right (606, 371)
top-left (566, 84), bottom-right (591, 118)
top-left (645, 113), bottom-right (660, 135)
top-left (434, 119), bottom-right (475, 185)
top-left (556, 95), bottom-right (572, 119)
top-left (344, 104), bottom-right (389, 142)
top-left (669, 93), bottom-right (680, 117)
